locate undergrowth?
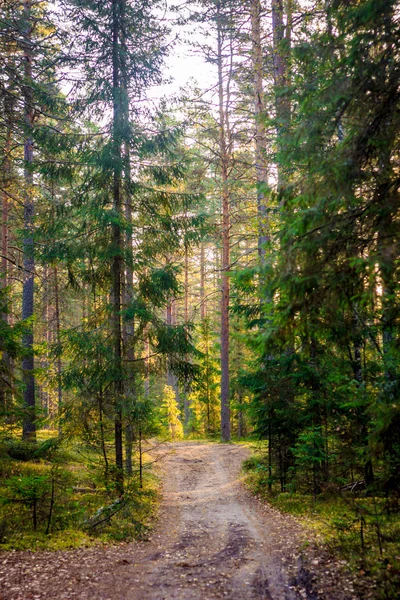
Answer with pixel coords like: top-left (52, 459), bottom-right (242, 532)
top-left (243, 453), bottom-right (400, 600)
top-left (0, 430), bottom-right (159, 551)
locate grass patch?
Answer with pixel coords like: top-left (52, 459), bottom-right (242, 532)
top-left (243, 454), bottom-right (400, 600)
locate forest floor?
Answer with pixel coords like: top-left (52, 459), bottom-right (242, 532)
top-left (0, 442), bottom-right (365, 600)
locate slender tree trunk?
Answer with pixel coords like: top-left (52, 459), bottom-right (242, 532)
top-left (217, 5), bottom-right (231, 442)
top-left (98, 387), bottom-right (109, 484)
top-left (200, 242), bottom-right (206, 320)
top-left (124, 145), bottom-right (135, 476)
top-left (138, 427), bottom-right (143, 488)
top-left (166, 276), bottom-right (180, 403)
top-left (1, 123), bottom-right (11, 290)
top-left (22, 0), bottom-right (36, 441)
top-left (0, 103), bottom-right (12, 414)
top-left (42, 266), bottom-right (50, 420)
top-left (53, 266), bottom-right (63, 433)
top-left (166, 298), bottom-right (174, 390)
top-left (377, 151), bottom-right (396, 378)
top-left (352, 311), bottom-right (374, 486)
top-left (268, 421), bottom-right (272, 491)
top-left (1, 187), bottom-right (8, 292)
top-left (272, 0), bottom-right (291, 190)
top-left (112, 0), bottom-right (124, 494)
top-left (145, 329), bottom-right (150, 397)
top-left (183, 246), bottom-right (190, 429)
top-left (251, 0), bottom-right (269, 259)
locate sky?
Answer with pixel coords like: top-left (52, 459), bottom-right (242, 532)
top-left (148, 2), bottom-right (215, 104)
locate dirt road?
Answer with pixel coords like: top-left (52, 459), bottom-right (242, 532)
top-left (0, 442), bottom-right (358, 600)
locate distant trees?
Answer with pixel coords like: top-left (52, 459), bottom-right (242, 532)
top-left (1, 0), bottom-right (69, 436)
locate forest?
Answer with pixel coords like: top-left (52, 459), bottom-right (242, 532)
top-left (0, 0), bottom-right (399, 598)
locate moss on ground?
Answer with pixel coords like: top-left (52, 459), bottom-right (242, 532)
top-left (0, 431), bottom-right (160, 551)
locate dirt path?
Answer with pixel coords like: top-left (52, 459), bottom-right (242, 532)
top-left (0, 442), bottom-right (359, 600)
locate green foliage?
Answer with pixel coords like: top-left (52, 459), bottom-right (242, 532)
top-left (1, 437), bottom-right (61, 462)
top-left (3, 474), bottom-right (50, 530)
top-left (235, 6), bottom-right (400, 594)
top-left (244, 456), bottom-right (400, 598)
top-left (237, 0), bottom-right (400, 501)
top-left (0, 288), bottom-right (24, 422)
top-left (0, 431), bottom-right (160, 550)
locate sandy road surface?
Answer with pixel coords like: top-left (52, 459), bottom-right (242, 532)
top-left (0, 442), bottom-right (358, 600)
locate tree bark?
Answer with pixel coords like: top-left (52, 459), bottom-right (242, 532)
top-left (250, 0), bottom-right (269, 260)
top-left (217, 3), bottom-right (231, 442)
top-left (112, 0), bottom-right (124, 494)
top-left (124, 144), bottom-right (135, 476)
top-left (1, 123), bottom-right (11, 291)
top-left (272, 0), bottom-right (291, 190)
top-left (22, 0), bottom-right (36, 441)
top-left (53, 266), bottom-right (62, 433)
top-left (183, 245), bottom-right (190, 428)
top-left (200, 242), bottom-right (206, 320)
top-left (166, 296), bottom-right (180, 402)
top-left (0, 95), bottom-right (13, 414)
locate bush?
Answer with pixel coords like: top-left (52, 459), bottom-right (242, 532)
top-left (1, 437), bottom-right (60, 461)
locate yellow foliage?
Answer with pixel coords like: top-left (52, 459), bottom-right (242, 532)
top-left (162, 385), bottom-right (184, 440)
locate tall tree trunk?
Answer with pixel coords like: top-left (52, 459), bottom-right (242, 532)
top-left (217, 4), bottom-right (231, 442)
top-left (42, 266), bottom-right (50, 420)
top-left (53, 266), bottom-right (62, 433)
top-left (272, 0), bottom-right (291, 190)
top-left (200, 242), bottom-right (206, 320)
top-left (1, 123), bottom-right (11, 291)
top-left (0, 96), bottom-right (13, 414)
top-left (144, 328), bottom-right (150, 397)
top-left (112, 0), bottom-right (124, 494)
top-left (124, 145), bottom-right (135, 476)
top-left (251, 0), bottom-right (269, 260)
top-left (351, 310), bottom-right (374, 486)
top-left (22, 0), bottom-right (36, 441)
top-left (183, 245), bottom-right (190, 429)
top-left (166, 296), bottom-right (180, 402)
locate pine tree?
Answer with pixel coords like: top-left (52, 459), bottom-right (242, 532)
top-left (240, 0), bottom-right (400, 495)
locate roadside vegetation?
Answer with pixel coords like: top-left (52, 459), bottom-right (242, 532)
top-left (243, 452), bottom-right (400, 599)
top-left (0, 430), bottom-right (159, 551)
